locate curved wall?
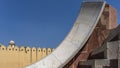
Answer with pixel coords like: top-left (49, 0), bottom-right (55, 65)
top-left (26, 1), bottom-right (106, 68)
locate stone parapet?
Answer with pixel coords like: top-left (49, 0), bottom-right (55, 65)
top-left (0, 44), bottom-right (54, 68)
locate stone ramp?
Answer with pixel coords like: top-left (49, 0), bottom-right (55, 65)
top-left (26, 1), bottom-right (106, 68)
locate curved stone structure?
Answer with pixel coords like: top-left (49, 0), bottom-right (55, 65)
top-left (26, 1), bottom-right (106, 68)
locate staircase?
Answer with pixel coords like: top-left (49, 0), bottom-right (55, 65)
top-left (78, 25), bottom-right (120, 68)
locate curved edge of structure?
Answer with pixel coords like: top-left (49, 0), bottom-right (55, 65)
top-left (26, 1), bottom-right (106, 68)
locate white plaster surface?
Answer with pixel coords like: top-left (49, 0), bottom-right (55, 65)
top-left (26, 1), bottom-right (106, 68)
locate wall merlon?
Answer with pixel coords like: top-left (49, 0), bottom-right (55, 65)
top-left (0, 43), bottom-right (54, 68)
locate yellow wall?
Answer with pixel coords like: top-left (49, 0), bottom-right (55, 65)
top-left (42, 48), bottom-right (47, 58)
top-left (19, 46), bottom-right (25, 68)
top-left (25, 47), bottom-right (31, 66)
top-left (47, 48), bottom-right (52, 55)
top-left (0, 45), bottom-right (54, 68)
top-left (37, 48), bottom-right (42, 61)
top-left (31, 47), bottom-right (36, 63)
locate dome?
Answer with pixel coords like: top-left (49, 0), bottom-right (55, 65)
top-left (9, 40), bottom-right (15, 45)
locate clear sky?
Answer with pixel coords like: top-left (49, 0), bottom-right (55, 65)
top-left (0, 0), bottom-right (119, 48)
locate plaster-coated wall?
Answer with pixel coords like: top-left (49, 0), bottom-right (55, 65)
top-left (0, 44), bottom-right (54, 68)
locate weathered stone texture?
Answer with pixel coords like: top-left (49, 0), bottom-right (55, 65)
top-left (68, 4), bottom-right (118, 68)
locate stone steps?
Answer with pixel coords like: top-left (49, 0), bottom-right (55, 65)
top-left (79, 38), bottom-right (120, 68)
top-left (79, 59), bottom-right (110, 68)
top-left (89, 41), bottom-right (119, 60)
top-left (89, 25), bottom-right (120, 60)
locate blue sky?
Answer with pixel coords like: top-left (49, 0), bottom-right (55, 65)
top-left (0, 0), bottom-right (119, 48)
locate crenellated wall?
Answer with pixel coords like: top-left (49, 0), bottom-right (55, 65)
top-left (0, 44), bottom-right (54, 68)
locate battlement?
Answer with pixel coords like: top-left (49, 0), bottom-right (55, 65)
top-left (0, 44), bottom-right (54, 54)
top-left (0, 41), bottom-right (54, 68)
